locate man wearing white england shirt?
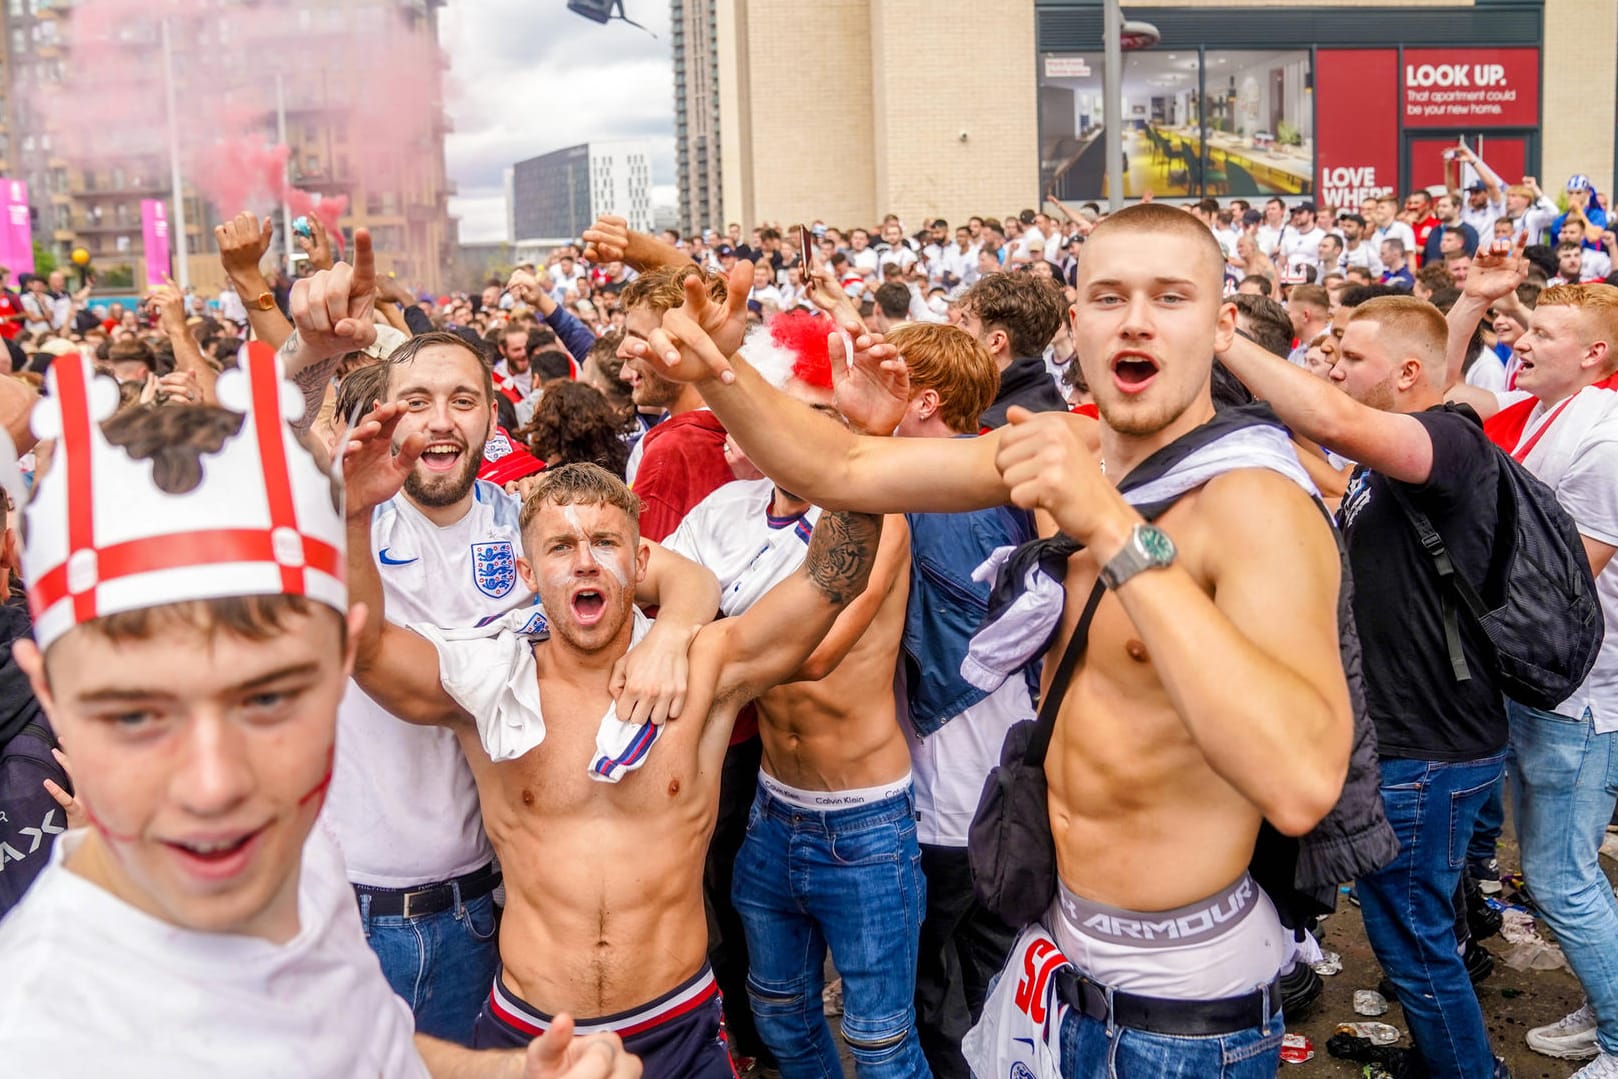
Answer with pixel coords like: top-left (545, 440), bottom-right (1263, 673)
top-left (1279, 202), bottom-right (1327, 278)
top-left (1447, 262), bottom-right (1618, 1079)
top-left (292, 326), bottom-right (718, 1046)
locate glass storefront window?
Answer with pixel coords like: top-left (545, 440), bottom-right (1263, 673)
top-left (1039, 48), bottom-right (1315, 201)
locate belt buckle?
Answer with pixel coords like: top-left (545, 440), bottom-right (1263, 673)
top-left (401, 888), bottom-right (432, 919)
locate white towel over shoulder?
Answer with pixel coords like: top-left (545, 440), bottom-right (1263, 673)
top-left (410, 606), bottom-right (663, 783)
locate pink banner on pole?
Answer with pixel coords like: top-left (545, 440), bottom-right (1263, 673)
top-left (141, 199), bottom-right (170, 288)
top-left (0, 179), bottom-right (34, 278)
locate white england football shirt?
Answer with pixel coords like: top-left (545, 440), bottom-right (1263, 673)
top-left (324, 479), bottom-right (533, 888)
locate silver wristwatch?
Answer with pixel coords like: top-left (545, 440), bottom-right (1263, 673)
top-left (1098, 524), bottom-right (1176, 589)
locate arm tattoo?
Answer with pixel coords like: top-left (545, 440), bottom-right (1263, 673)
top-left (805, 510), bottom-right (882, 606)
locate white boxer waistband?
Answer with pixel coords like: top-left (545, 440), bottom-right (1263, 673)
top-left (757, 769), bottom-right (913, 811)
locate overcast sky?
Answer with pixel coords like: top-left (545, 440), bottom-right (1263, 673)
top-left (442, 0), bottom-right (676, 244)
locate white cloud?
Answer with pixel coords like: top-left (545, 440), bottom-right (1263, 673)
top-left (442, 0), bottom-right (675, 243)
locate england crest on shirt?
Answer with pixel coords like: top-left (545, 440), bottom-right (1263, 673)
top-left (484, 432), bottom-right (514, 464)
top-left (472, 540), bottom-right (517, 598)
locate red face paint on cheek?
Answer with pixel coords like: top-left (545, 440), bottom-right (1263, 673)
top-left (297, 743), bottom-right (336, 809)
top-left (79, 797), bottom-right (140, 845)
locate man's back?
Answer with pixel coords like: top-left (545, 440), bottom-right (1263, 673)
top-left (1337, 404), bottom-right (1508, 759)
top-left (631, 409), bottom-right (730, 541)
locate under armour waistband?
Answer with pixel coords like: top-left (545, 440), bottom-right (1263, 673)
top-left (1057, 873), bottom-right (1260, 950)
top-left (757, 768), bottom-right (913, 811)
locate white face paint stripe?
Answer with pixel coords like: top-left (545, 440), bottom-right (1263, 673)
top-left (559, 503), bottom-right (630, 587)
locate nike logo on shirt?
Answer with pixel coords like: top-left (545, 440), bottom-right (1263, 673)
top-left (378, 548), bottom-right (418, 566)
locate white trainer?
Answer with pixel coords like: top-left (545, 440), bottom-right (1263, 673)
top-left (1571, 1051), bottom-right (1618, 1078)
top-left (1527, 1002), bottom-right (1600, 1061)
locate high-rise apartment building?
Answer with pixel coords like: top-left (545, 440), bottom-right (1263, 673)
top-left (511, 140), bottom-right (655, 249)
top-left (672, 0), bottom-right (721, 236)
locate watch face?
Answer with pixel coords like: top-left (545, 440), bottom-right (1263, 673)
top-left (1139, 525), bottom-right (1176, 563)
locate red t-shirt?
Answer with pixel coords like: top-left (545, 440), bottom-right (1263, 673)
top-left (1071, 403), bottom-right (1099, 420)
top-left (632, 409), bottom-right (731, 543)
top-left (0, 291), bottom-right (24, 340)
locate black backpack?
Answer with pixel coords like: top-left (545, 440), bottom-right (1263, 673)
top-left (1388, 445), bottom-right (1604, 712)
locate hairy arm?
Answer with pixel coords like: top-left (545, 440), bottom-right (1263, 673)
top-left (1100, 471), bottom-right (1353, 835)
top-left (699, 356), bottom-right (1008, 512)
top-left (1219, 332), bottom-right (1437, 484)
top-left (712, 508), bottom-right (885, 702)
top-left (791, 515), bottom-right (909, 681)
top-left (346, 515), bottom-right (469, 727)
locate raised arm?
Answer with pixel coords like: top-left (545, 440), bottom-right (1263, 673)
top-left (215, 212), bottom-right (292, 349)
top-left (711, 506), bottom-right (885, 704)
top-left (581, 214), bottom-right (691, 274)
top-left (279, 230), bottom-right (378, 430)
top-left (343, 403), bottom-right (468, 727)
top-left (150, 281), bottom-right (218, 404)
top-left (1217, 331), bottom-right (1437, 484)
top-left (625, 269), bottom-right (1008, 514)
top-left (996, 406), bottom-right (1351, 835)
top-left (792, 515), bottom-right (910, 681)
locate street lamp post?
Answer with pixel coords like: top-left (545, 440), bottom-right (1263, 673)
top-left (1102, 0), bottom-right (1161, 211)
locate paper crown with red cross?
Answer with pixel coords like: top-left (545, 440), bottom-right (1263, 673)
top-left (22, 341), bottom-right (347, 650)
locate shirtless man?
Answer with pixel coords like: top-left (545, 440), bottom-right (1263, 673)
top-left (662, 332), bottom-right (922, 1076)
top-left (627, 202), bottom-right (1354, 1077)
top-left (342, 409), bottom-right (885, 1078)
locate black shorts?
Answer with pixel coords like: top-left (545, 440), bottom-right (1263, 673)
top-left (471, 961), bottom-right (736, 1079)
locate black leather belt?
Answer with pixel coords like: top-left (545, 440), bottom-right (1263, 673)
top-left (1054, 968), bottom-right (1280, 1037)
top-left (354, 862), bottom-right (501, 919)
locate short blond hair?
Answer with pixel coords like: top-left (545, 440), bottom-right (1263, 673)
top-left (1348, 296), bottom-right (1449, 386)
top-left (518, 462), bottom-right (641, 537)
top-left (887, 323), bottom-right (1000, 434)
top-left (1538, 283), bottom-right (1618, 371)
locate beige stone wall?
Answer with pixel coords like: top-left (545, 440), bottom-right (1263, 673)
top-left (870, 0), bottom-right (1039, 229)
top-left (721, 0), bottom-right (877, 229)
top-left (1542, 0), bottom-right (1617, 196)
top-left (718, 0), bottom-right (1615, 228)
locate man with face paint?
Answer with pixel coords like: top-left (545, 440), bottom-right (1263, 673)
top-left (278, 245), bottom-right (723, 1047)
top-left (342, 411), bottom-right (887, 1078)
top-left (0, 341), bottom-right (641, 1079)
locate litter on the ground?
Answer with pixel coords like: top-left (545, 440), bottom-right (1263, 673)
top-left (1353, 989), bottom-right (1390, 1016)
top-left (1280, 1032), bottom-right (1315, 1064)
top-left (1335, 1021), bottom-right (1402, 1046)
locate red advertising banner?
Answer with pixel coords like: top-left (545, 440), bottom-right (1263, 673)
top-left (1402, 48), bottom-right (1539, 128)
top-left (1315, 50), bottom-right (1400, 213)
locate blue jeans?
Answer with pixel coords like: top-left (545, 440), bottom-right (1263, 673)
top-left (1509, 701), bottom-right (1618, 1055)
top-left (1466, 773), bottom-right (1505, 866)
top-left (732, 784), bottom-right (931, 1079)
top-left (1058, 1005), bottom-right (1283, 1078)
top-left (358, 888), bottom-right (500, 1046)
top-left (1357, 754), bottom-right (1505, 1079)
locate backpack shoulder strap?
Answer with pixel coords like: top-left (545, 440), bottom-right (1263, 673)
top-left (1382, 477), bottom-right (1490, 683)
top-left (1022, 579), bottom-right (1106, 768)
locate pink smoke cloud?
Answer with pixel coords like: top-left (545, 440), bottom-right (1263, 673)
top-left (34, 0), bottom-right (444, 258)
